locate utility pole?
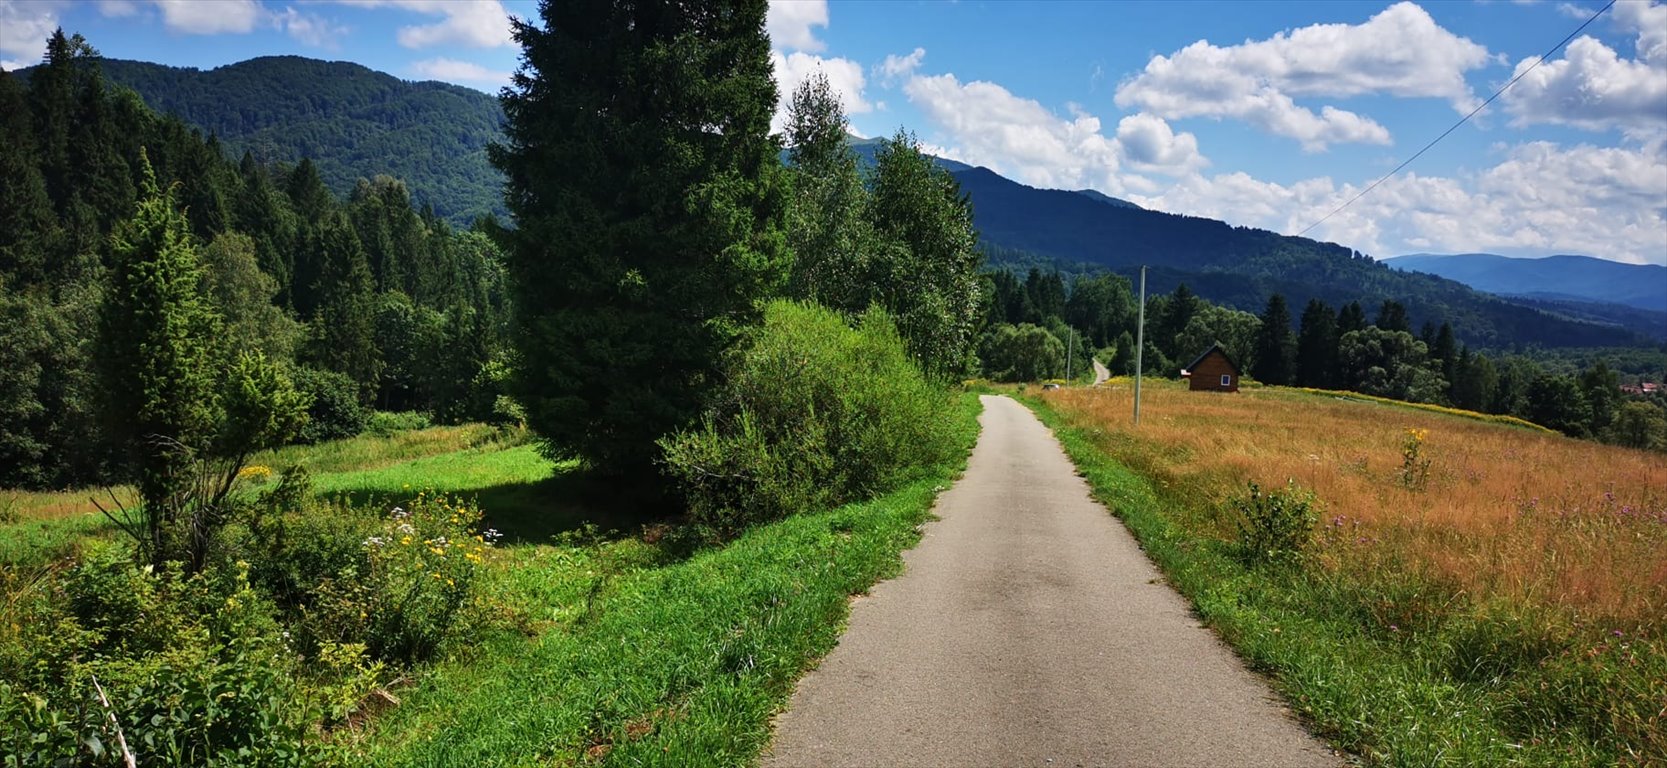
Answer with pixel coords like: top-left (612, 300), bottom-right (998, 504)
top-left (1066, 328), bottom-right (1074, 383)
top-left (1134, 266), bottom-right (1145, 426)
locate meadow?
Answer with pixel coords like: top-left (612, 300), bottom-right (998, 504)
top-left (1032, 379), bottom-right (1666, 765)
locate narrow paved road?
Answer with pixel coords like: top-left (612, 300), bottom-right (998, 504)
top-left (1091, 356), bottom-right (1110, 386)
top-left (763, 395), bottom-right (1337, 768)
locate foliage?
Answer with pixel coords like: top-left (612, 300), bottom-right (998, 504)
top-left (661, 301), bottom-right (959, 536)
top-left (291, 494), bottom-right (494, 664)
top-left (494, 0), bottom-right (790, 482)
top-left (782, 72), bottom-right (877, 314)
top-left (1251, 293), bottom-right (1294, 385)
top-left (978, 322), bottom-right (1065, 382)
top-left (344, 396), bottom-right (982, 766)
top-left (0, 544), bottom-right (324, 767)
top-left (292, 366), bottom-right (367, 444)
top-left (1230, 480), bottom-right (1318, 564)
top-left (868, 129), bottom-right (984, 379)
top-left (77, 55), bottom-right (507, 225)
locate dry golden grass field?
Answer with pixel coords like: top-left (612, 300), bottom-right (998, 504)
top-left (1044, 379), bottom-right (1667, 636)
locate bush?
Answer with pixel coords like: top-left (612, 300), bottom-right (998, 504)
top-left (661, 301), bottom-right (958, 535)
top-left (288, 494), bottom-right (494, 664)
top-left (292, 366), bottom-right (367, 444)
top-left (1, 543), bottom-right (322, 767)
top-left (1230, 480), bottom-right (1319, 564)
top-left (365, 410), bottom-right (433, 437)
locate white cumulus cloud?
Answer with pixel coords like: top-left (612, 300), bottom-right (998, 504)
top-left (411, 57), bottom-right (510, 89)
top-left (1503, 1), bottom-right (1667, 139)
top-left (895, 60), bottom-right (1206, 192)
top-left (337, 0), bottom-right (513, 48)
top-left (152, 0), bottom-right (263, 34)
top-left (1115, 2), bottom-right (1493, 150)
top-left (0, 0), bottom-right (60, 66)
top-left (1132, 139), bottom-right (1667, 265)
top-left (772, 50), bottom-right (871, 133)
top-left (273, 7), bottom-right (349, 49)
top-left (767, 0), bottom-right (827, 53)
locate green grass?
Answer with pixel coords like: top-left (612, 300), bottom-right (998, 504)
top-left (1018, 394), bottom-right (1662, 766)
top-left (346, 393), bottom-right (984, 767)
top-left (0, 424), bottom-right (533, 568)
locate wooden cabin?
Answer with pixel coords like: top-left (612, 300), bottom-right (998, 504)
top-left (1181, 343), bottom-right (1240, 392)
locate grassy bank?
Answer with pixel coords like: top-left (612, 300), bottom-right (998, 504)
top-left (0, 424), bottom-right (527, 567)
top-left (1023, 383), bottom-right (1664, 766)
top-left (348, 392), bottom-right (983, 766)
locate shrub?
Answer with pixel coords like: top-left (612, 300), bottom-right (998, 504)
top-left (295, 493), bottom-right (494, 664)
top-left (661, 301), bottom-right (958, 535)
top-left (1230, 480), bottom-right (1319, 564)
top-left (1, 544), bottom-right (322, 767)
top-left (365, 410), bottom-right (433, 437)
top-left (292, 366), bottom-right (367, 444)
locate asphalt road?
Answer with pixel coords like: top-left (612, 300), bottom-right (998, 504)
top-left (762, 395), bottom-right (1339, 768)
top-left (1091, 357), bottom-right (1111, 386)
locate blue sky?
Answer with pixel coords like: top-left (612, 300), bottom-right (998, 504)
top-left (2, 0), bottom-right (1664, 265)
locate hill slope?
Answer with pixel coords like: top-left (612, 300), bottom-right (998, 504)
top-left (952, 166), bottom-right (1654, 347)
top-left (60, 56), bottom-right (506, 224)
top-left (1384, 253), bottom-right (1667, 314)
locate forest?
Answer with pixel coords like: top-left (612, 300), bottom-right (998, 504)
top-left (1, 33), bottom-right (512, 491)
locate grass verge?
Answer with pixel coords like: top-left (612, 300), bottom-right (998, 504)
top-left (348, 393), bottom-right (984, 767)
top-left (1019, 392), bottom-right (1663, 767)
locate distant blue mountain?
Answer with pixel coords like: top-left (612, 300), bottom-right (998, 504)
top-left (1383, 253), bottom-right (1667, 314)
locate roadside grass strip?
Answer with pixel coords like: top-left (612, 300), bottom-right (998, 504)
top-left (351, 394), bottom-right (983, 766)
top-left (1020, 394), bottom-right (1662, 767)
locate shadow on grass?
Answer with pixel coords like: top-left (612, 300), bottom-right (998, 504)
top-left (323, 466), bottom-right (674, 546)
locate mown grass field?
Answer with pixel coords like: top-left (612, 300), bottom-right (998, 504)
top-left (1030, 379), bottom-right (1666, 765)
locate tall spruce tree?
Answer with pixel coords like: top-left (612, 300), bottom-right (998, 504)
top-left (491, 0), bottom-right (789, 478)
top-left (1296, 298), bottom-right (1338, 388)
top-left (306, 211), bottom-right (381, 402)
top-left (1251, 293), bottom-right (1294, 385)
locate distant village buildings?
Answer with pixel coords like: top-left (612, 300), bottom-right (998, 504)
top-left (1620, 382), bottom-right (1660, 396)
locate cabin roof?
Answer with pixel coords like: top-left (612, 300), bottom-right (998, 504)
top-left (1183, 343), bottom-right (1239, 374)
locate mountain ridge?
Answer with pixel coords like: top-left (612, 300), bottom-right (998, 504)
top-left (1383, 253), bottom-right (1667, 314)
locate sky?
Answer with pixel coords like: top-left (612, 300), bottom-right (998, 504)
top-left (2, 0), bottom-right (1664, 266)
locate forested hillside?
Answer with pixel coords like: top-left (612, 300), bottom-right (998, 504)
top-left (955, 167), bottom-right (1654, 348)
top-left (17, 55), bottom-right (506, 225)
top-left (0, 34), bottom-right (510, 489)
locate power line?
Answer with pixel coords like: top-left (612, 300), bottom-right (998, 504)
top-left (1294, 0), bottom-right (1617, 240)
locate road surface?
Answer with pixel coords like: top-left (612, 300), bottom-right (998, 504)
top-left (1091, 357), bottom-right (1110, 386)
top-left (762, 395), bottom-right (1338, 768)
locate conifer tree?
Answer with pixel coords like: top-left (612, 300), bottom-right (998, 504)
top-left (97, 150), bottom-right (219, 559)
top-left (1295, 298), bottom-right (1338, 388)
top-left (1252, 293), bottom-right (1294, 385)
top-left (306, 212), bottom-right (381, 402)
top-left (491, 0), bottom-right (790, 478)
